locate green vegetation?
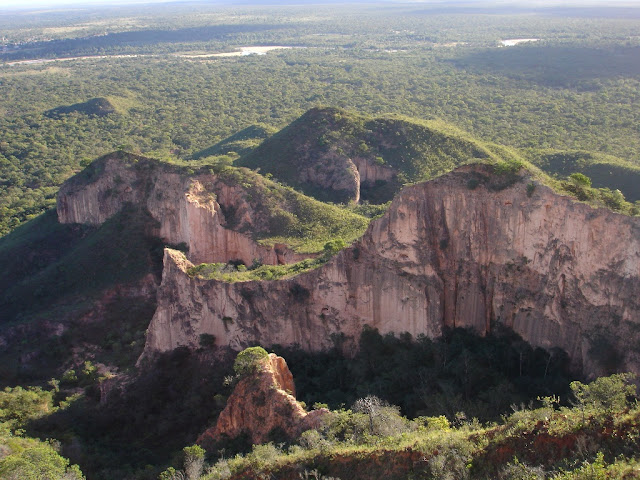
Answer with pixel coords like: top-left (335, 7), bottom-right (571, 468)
top-left (45, 97), bottom-right (116, 119)
top-left (527, 150), bottom-right (640, 202)
top-left (0, 206), bottom-right (161, 385)
top-left (214, 167), bottom-right (370, 253)
top-left (0, 386), bottom-right (85, 480)
top-left (233, 347), bottom-right (269, 377)
top-left (238, 107), bottom-right (499, 203)
top-left (275, 326), bottom-right (572, 420)
top-left (197, 371), bottom-right (639, 480)
top-left (1, 3), bottom-right (640, 480)
top-left (2, 4), bottom-right (640, 235)
top-left (188, 239), bottom-right (347, 282)
top-left (556, 174), bottom-right (639, 215)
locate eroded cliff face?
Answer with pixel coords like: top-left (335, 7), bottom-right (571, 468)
top-left (57, 154), bottom-right (306, 266)
top-left (143, 165), bottom-right (640, 377)
top-left (197, 353), bottom-right (327, 445)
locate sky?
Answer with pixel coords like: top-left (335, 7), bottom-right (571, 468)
top-left (0, 0), bottom-right (189, 9)
top-left (2, 0), bottom-right (640, 11)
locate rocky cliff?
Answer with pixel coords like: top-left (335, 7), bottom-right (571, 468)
top-left (143, 164), bottom-right (640, 377)
top-left (57, 153), bottom-right (310, 266)
top-left (197, 353), bottom-right (326, 445)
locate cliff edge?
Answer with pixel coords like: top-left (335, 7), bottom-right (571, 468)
top-left (56, 153), bottom-right (367, 266)
top-left (143, 164), bottom-right (640, 377)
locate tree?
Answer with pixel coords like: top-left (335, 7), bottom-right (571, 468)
top-left (183, 445), bottom-right (205, 480)
top-left (233, 346), bottom-right (269, 377)
top-left (0, 445), bottom-right (84, 480)
top-left (569, 172), bottom-right (592, 187)
top-left (570, 373), bottom-right (636, 421)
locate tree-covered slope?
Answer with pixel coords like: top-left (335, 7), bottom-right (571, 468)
top-left (238, 107), bottom-right (501, 203)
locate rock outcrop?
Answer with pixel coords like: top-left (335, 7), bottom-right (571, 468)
top-left (143, 164), bottom-right (640, 377)
top-left (197, 353), bottom-right (327, 445)
top-left (57, 153), bottom-right (307, 266)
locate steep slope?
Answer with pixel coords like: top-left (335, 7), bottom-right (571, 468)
top-left (238, 107), bottom-right (497, 204)
top-left (57, 152), bottom-right (369, 264)
top-left (143, 164), bottom-right (640, 378)
top-left (0, 206), bottom-right (161, 384)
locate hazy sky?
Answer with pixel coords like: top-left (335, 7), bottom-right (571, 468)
top-left (2, 0), bottom-right (640, 11)
top-left (0, 0), bottom-right (184, 9)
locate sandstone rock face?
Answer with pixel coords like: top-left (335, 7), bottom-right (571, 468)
top-left (299, 151), bottom-right (361, 203)
top-left (57, 155), bottom-right (307, 266)
top-left (143, 165), bottom-right (640, 377)
top-left (352, 156), bottom-right (396, 186)
top-left (197, 353), bottom-right (327, 445)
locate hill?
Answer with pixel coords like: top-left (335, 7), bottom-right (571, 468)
top-left (238, 107), bottom-right (503, 204)
top-left (44, 97), bottom-right (117, 119)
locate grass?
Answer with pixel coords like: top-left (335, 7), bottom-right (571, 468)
top-left (188, 258), bottom-right (321, 282)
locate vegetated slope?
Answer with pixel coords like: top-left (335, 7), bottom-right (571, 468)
top-left (528, 149), bottom-right (640, 202)
top-left (192, 124), bottom-right (278, 160)
top-left (45, 97), bottom-right (117, 118)
top-left (0, 205), bottom-right (162, 385)
top-left (200, 365), bottom-right (640, 480)
top-left (238, 107), bottom-right (640, 207)
top-left (237, 107), bottom-right (499, 204)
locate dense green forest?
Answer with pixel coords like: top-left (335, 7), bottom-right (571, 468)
top-left (2, 3), bottom-right (640, 235)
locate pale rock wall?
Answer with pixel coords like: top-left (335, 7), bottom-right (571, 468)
top-left (57, 155), bottom-right (305, 266)
top-left (143, 165), bottom-right (640, 377)
top-left (353, 156), bottom-right (396, 185)
top-left (299, 151), bottom-right (361, 203)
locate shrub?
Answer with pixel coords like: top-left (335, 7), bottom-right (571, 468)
top-left (526, 182), bottom-right (536, 197)
top-left (183, 445), bottom-right (205, 480)
top-left (0, 386), bottom-right (54, 429)
top-left (322, 239), bottom-right (346, 258)
top-left (569, 173), bottom-right (592, 187)
top-left (199, 334), bottom-right (216, 348)
top-left (233, 347), bottom-right (269, 377)
top-left (0, 444), bottom-right (84, 480)
top-left (499, 458), bottom-right (545, 480)
top-left (570, 373), bottom-right (636, 420)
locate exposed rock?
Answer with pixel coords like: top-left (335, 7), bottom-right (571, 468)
top-left (142, 164), bottom-right (640, 378)
top-left (352, 156), bottom-right (396, 185)
top-left (298, 151), bottom-right (361, 204)
top-left (197, 353), bottom-right (327, 445)
top-left (57, 154), bottom-right (308, 266)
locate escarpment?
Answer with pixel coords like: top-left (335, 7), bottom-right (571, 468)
top-left (198, 353), bottom-right (327, 446)
top-left (143, 164), bottom-right (640, 377)
top-left (57, 153), bottom-right (309, 266)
